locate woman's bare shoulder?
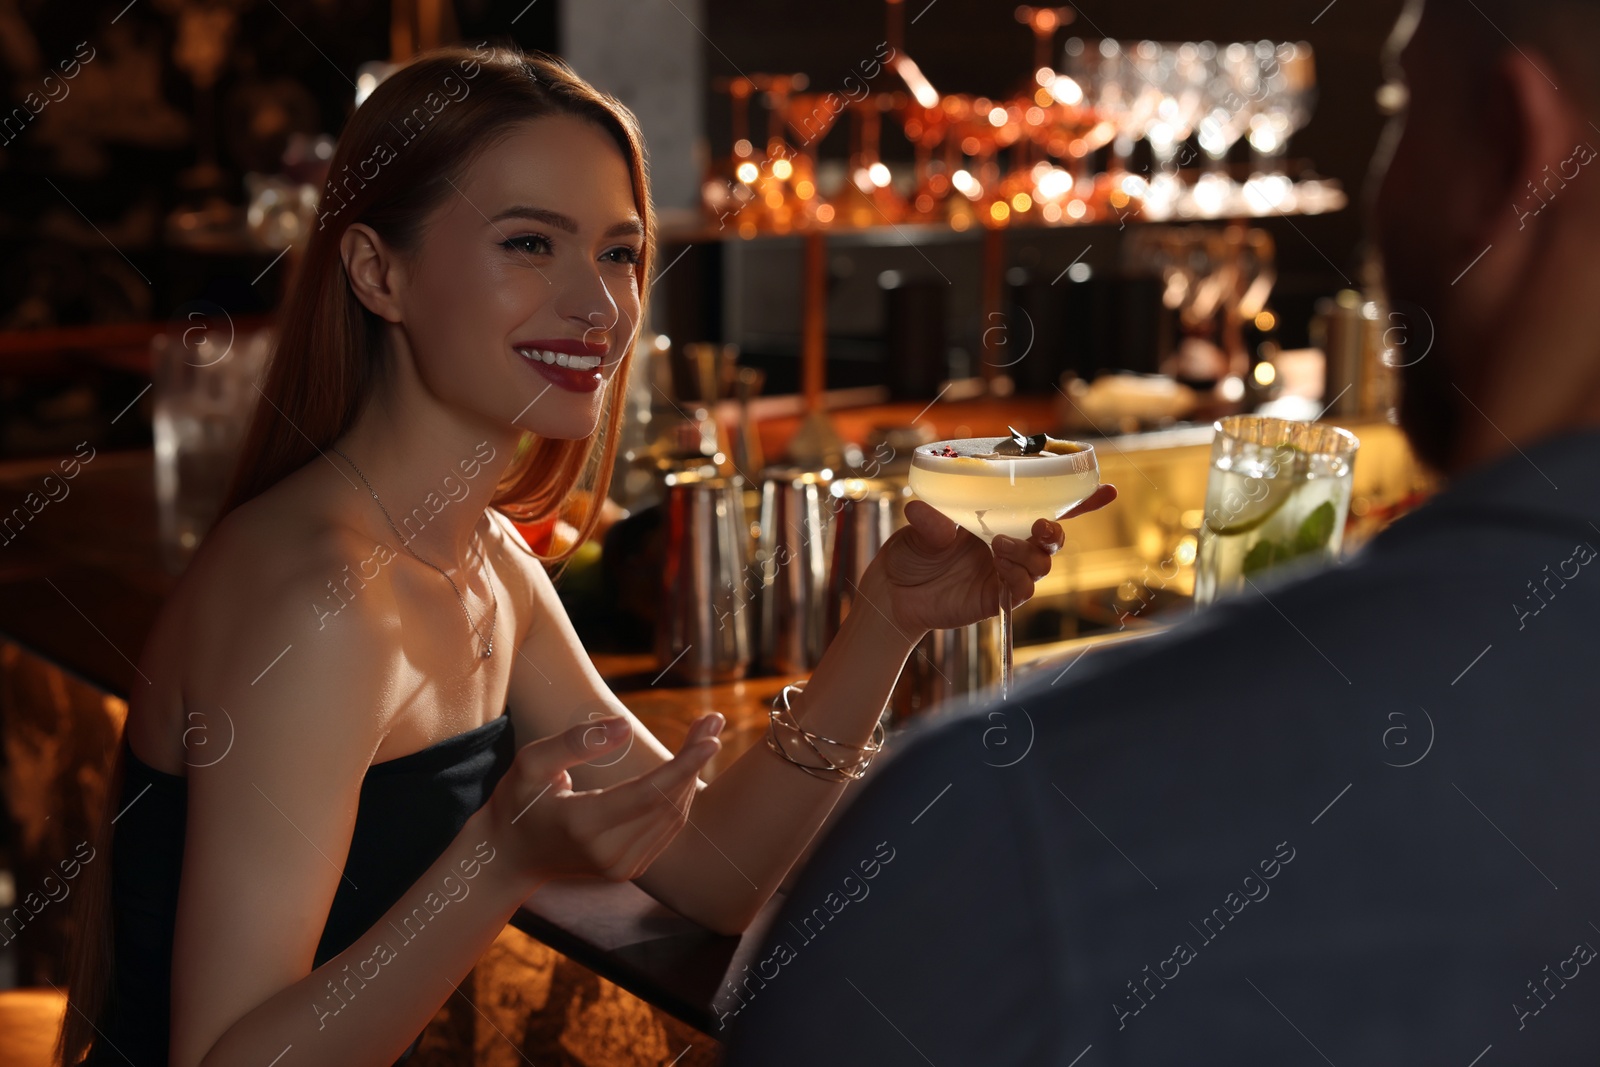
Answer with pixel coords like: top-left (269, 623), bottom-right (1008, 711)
top-left (134, 473), bottom-right (402, 768)
top-left (205, 478), bottom-right (401, 651)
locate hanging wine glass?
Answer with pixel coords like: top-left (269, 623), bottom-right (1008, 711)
top-left (784, 81), bottom-right (847, 228)
top-left (1057, 38), bottom-right (1121, 221)
top-left (1017, 5), bottom-right (1076, 82)
top-left (939, 95), bottom-right (1015, 227)
top-left (1277, 42), bottom-right (1317, 153)
top-left (1244, 41), bottom-right (1316, 212)
top-left (705, 76), bottom-right (764, 234)
top-left (1093, 41), bottom-right (1164, 216)
top-left (1246, 42), bottom-right (1306, 163)
top-left (751, 73), bottom-right (812, 233)
top-left (1198, 42), bottom-right (1259, 165)
top-left (1023, 83), bottom-right (1097, 224)
top-left (980, 101), bottom-right (1034, 227)
top-left (897, 99), bottom-right (945, 221)
top-left (1193, 41), bottom-right (1257, 216)
top-left (1002, 4), bottom-right (1076, 222)
top-left (1140, 42), bottom-right (1208, 219)
top-left (158, 0), bottom-right (250, 202)
top-left (826, 92), bottom-right (909, 229)
top-left (944, 99), bottom-right (988, 224)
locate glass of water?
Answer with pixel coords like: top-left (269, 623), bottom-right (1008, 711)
top-left (151, 322), bottom-right (273, 573)
top-left (1193, 415), bottom-right (1358, 606)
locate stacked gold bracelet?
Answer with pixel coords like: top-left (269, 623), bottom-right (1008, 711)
top-left (765, 680), bottom-right (885, 782)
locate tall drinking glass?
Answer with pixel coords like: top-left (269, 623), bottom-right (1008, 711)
top-left (1193, 415), bottom-right (1358, 605)
top-left (152, 323), bottom-right (273, 574)
top-left (908, 436), bottom-right (1099, 699)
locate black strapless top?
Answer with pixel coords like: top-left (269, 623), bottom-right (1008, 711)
top-left (83, 711), bottom-right (516, 1067)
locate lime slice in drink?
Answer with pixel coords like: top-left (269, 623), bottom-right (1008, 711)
top-left (1204, 474), bottom-right (1303, 536)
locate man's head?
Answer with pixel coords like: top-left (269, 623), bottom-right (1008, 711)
top-left (1372, 0), bottom-right (1600, 475)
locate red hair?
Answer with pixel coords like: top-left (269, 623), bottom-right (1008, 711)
top-left (218, 42), bottom-right (654, 567)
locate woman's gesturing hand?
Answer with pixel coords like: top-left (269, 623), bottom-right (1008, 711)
top-left (860, 485), bottom-right (1118, 636)
top-left (485, 712), bottom-right (724, 887)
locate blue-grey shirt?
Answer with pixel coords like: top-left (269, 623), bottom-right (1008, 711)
top-left (723, 426), bottom-right (1600, 1065)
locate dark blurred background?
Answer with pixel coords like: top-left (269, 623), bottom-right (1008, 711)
top-left (0, 0), bottom-right (1404, 457)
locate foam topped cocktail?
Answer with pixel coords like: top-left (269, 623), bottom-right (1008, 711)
top-left (909, 438), bottom-right (1100, 542)
top-left (909, 428), bottom-right (1099, 699)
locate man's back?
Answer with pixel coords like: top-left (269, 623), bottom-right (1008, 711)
top-left (724, 426), bottom-right (1600, 1064)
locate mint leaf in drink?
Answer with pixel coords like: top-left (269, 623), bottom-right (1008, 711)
top-left (1242, 538), bottom-right (1289, 575)
top-left (1293, 500), bottom-right (1337, 555)
top-left (1239, 501), bottom-right (1337, 581)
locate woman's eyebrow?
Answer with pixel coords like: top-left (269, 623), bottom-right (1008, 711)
top-left (489, 204), bottom-right (643, 238)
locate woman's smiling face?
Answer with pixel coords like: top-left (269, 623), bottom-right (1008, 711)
top-left (384, 113), bottom-right (644, 440)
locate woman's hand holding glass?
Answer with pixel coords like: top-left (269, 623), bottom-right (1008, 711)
top-left (860, 485), bottom-right (1118, 637)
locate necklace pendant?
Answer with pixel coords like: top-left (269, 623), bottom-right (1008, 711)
top-left (482, 640), bottom-right (493, 658)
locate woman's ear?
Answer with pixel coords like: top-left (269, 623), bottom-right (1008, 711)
top-left (340, 223), bottom-right (406, 323)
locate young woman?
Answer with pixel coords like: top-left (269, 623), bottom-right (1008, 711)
top-left (58, 45), bottom-right (1114, 1067)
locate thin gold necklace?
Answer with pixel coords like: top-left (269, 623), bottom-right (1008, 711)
top-left (331, 445), bottom-right (497, 658)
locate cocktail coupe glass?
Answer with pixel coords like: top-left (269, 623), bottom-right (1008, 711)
top-left (908, 429), bottom-right (1100, 700)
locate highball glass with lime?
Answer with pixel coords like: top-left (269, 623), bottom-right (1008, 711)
top-left (1193, 415), bottom-right (1359, 606)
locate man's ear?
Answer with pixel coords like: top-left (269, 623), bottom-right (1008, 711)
top-left (1486, 46), bottom-right (1576, 245)
top-left (340, 223), bottom-right (406, 323)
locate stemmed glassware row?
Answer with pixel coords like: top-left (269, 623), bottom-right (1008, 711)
top-left (701, 37), bottom-right (1333, 236)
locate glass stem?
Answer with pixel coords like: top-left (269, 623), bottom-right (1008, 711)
top-left (998, 573), bottom-right (1014, 701)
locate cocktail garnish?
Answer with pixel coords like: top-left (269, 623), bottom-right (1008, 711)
top-left (992, 425), bottom-right (1052, 456)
